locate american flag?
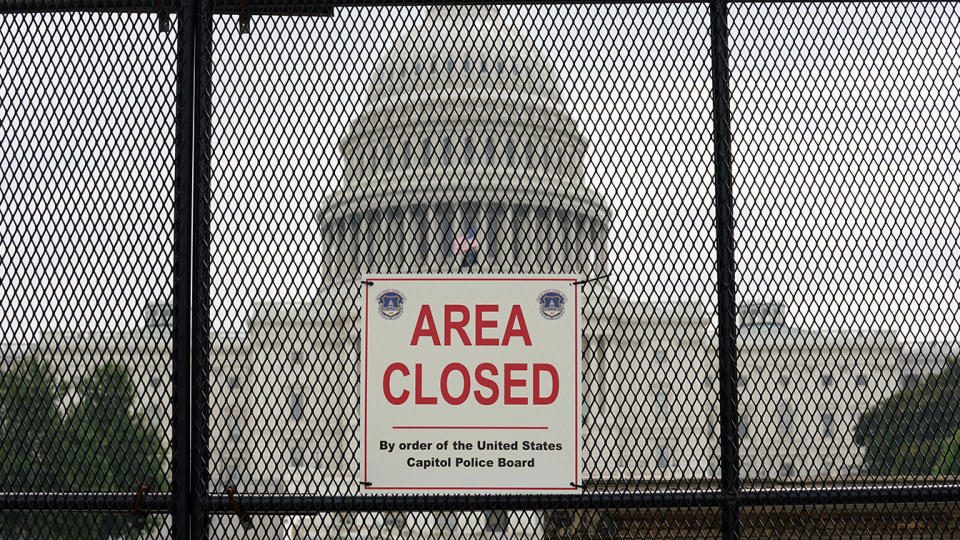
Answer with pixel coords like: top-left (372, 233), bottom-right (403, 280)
top-left (452, 227), bottom-right (481, 256)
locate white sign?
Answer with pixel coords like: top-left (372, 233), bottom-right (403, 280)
top-left (360, 274), bottom-right (582, 494)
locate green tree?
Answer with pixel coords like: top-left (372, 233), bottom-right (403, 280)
top-left (935, 427), bottom-right (960, 476)
top-left (0, 357), bottom-right (84, 536)
top-left (0, 358), bottom-right (166, 538)
top-left (855, 358), bottom-right (960, 476)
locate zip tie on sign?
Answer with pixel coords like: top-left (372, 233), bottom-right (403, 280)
top-left (359, 481), bottom-right (373, 487)
top-left (571, 273), bottom-right (610, 286)
top-left (361, 280), bottom-right (374, 286)
top-left (570, 482), bottom-right (586, 490)
top-left (227, 486), bottom-right (254, 531)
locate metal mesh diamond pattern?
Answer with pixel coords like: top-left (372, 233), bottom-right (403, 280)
top-left (0, 10), bottom-right (177, 497)
top-left (204, 0), bottom-right (716, 498)
top-left (2, 1), bottom-right (960, 538)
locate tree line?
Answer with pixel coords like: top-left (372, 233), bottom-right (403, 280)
top-left (0, 358), bottom-right (166, 538)
top-left (1, 350), bottom-right (956, 536)
top-left (856, 358), bottom-right (960, 476)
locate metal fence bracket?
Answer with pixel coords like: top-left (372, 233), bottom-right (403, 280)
top-left (238, 0), bottom-right (249, 34)
top-left (227, 487), bottom-right (254, 531)
top-left (131, 484), bottom-right (149, 529)
top-left (156, 0), bottom-right (169, 32)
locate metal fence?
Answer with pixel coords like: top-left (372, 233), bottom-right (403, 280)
top-left (2, 0), bottom-right (960, 538)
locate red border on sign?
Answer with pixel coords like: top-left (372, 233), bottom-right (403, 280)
top-left (364, 284), bottom-right (369, 483)
top-left (363, 277), bottom-right (579, 492)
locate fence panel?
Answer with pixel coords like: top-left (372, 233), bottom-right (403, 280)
top-left (202, 3), bottom-right (720, 537)
top-left (728, 0), bottom-right (960, 533)
top-left (2, 1), bottom-right (960, 538)
top-left (0, 9), bottom-right (178, 537)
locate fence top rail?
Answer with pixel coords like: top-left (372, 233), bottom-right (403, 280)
top-left (0, 0), bottom-right (952, 16)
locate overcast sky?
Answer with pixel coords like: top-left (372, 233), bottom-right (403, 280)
top-left (2, 3), bottom-right (959, 347)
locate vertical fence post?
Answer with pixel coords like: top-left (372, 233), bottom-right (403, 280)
top-left (172, 0), bottom-right (214, 536)
top-left (172, 0), bottom-right (198, 536)
top-left (192, 0), bottom-right (215, 536)
top-left (708, 0), bottom-right (741, 538)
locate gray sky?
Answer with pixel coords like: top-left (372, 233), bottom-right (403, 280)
top-left (2, 4), bottom-right (959, 346)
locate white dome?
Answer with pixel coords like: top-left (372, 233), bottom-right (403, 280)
top-left (369, 6), bottom-right (565, 101)
top-left (335, 5), bottom-right (595, 201)
top-left (319, 6), bottom-right (611, 283)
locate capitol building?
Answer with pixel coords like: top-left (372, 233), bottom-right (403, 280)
top-left (10, 5), bottom-right (910, 539)
top-left (244, 5), bottom-right (902, 538)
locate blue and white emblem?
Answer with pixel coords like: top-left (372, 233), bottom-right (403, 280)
top-left (538, 290), bottom-right (566, 320)
top-left (377, 290), bottom-right (405, 320)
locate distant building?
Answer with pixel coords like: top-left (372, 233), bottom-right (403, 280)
top-left (735, 302), bottom-right (901, 480)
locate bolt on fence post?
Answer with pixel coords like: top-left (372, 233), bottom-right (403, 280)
top-left (708, 0), bottom-right (741, 538)
top-left (172, 0), bottom-right (199, 535)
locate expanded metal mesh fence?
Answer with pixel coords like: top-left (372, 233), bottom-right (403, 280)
top-left (205, 2), bottom-right (717, 496)
top-left (1, 1), bottom-right (959, 539)
top-left (729, 1), bottom-right (960, 492)
top-left (0, 9), bottom-right (178, 538)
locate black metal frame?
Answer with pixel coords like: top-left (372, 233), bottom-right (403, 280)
top-left (708, 0), bottom-right (739, 537)
top-left (1, 0), bottom-right (958, 539)
top-left (172, 0), bottom-right (198, 536)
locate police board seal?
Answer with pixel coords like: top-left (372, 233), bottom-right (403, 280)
top-left (377, 290), bottom-right (405, 320)
top-left (538, 290), bottom-right (566, 320)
